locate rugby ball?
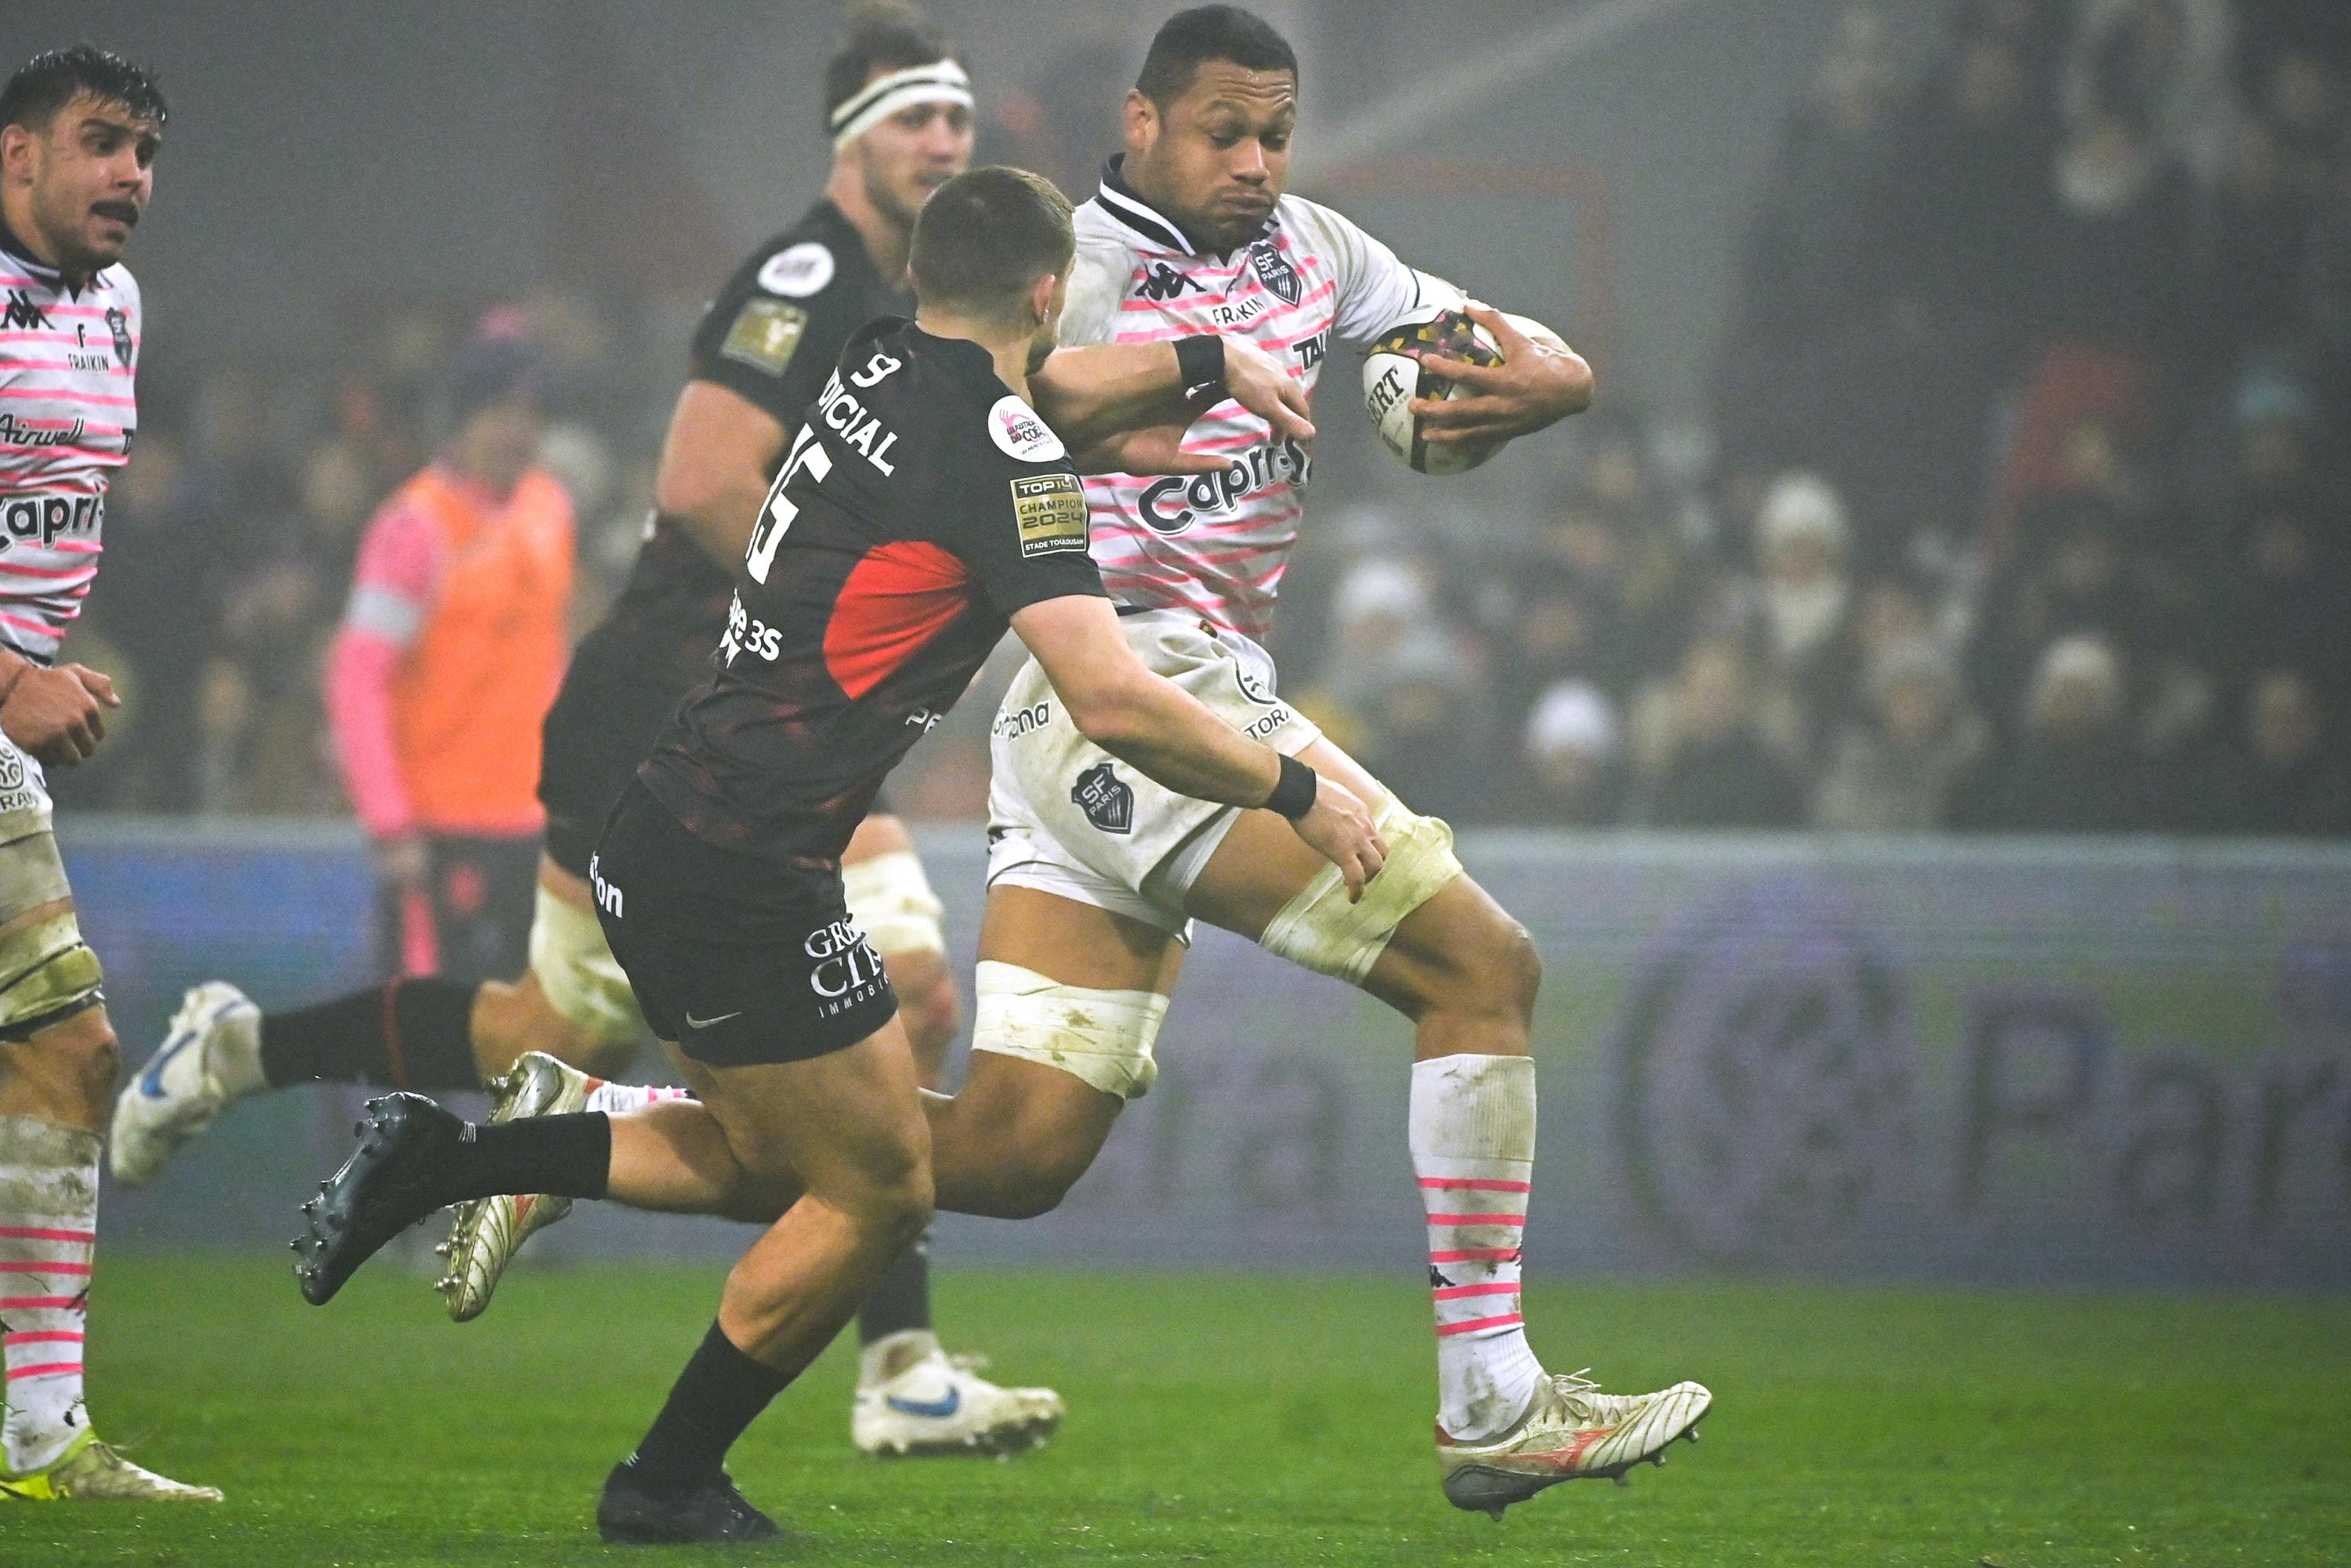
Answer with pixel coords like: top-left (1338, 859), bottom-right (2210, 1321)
top-left (1362, 305), bottom-right (1507, 476)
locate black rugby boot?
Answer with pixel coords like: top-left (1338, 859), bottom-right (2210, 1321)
top-left (292, 1092), bottom-right (464, 1305)
top-left (596, 1460), bottom-right (787, 1545)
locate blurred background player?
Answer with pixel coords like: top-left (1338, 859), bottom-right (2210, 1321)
top-left (0, 45), bottom-right (216, 1503)
top-left (327, 317), bottom-right (572, 987)
top-left (108, 0), bottom-right (1064, 1460)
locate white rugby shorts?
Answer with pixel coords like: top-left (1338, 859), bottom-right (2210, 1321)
top-left (984, 608), bottom-right (1322, 933)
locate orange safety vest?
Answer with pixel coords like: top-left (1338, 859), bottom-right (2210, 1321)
top-left (386, 465), bottom-right (574, 835)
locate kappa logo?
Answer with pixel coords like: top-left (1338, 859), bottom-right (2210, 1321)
top-left (1071, 762), bottom-right (1135, 835)
top-left (104, 306), bottom-right (132, 368)
top-left (1248, 237), bottom-right (1302, 306)
top-left (2, 292), bottom-right (50, 331)
top-left (1133, 262), bottom-right (1205, 302)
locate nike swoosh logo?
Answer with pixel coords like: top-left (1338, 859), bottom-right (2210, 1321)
top-left (885, 1388), bottom-right (961, 1420)
top-left (137, 1033), bottom-right (198, 1098)
top-left (683, 1010), bottom-right (744, 1030)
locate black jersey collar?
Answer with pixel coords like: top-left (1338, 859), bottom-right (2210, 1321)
top-left (1095, 154), bottom-right (1270, 259)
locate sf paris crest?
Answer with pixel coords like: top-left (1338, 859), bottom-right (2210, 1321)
top-left (1248, 237), bottom-right (1301, 306)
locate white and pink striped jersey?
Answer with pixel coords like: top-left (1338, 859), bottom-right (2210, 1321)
top-left (1060, 158), bottom-right (1461, 643)
top-left (0, 225), bottom-right (139, 661)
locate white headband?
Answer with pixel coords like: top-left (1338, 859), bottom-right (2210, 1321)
top-left (830, 59), bottom-right (973, 152)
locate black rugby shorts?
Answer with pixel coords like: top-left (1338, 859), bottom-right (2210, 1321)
top-left (591, 781), bottom-right (899, 1067)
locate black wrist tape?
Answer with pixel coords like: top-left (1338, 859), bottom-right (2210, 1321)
top-left (1265, 753), bottom-right (1318, 819)
top-left (1174, 334), bottom-right (1226, 391)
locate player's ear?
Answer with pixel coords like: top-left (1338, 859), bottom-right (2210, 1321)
top-left (0, 122), bottom-right (34, 177)
top-left (1027, 271), bottom-right (1058, 329)
top-left (1122, 89), bottom-right (1155, 155)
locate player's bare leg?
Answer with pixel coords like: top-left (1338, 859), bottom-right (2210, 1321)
top-left (112, 851), bottom-right (647, 1193)
top-left (0, 898), bottom-right (219, 1502)
top-left (1186, 739), bottom-right (1708, 1514)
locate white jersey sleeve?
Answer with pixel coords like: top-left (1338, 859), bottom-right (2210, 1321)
top-left (1286, 196), bottom-right (1467, 346)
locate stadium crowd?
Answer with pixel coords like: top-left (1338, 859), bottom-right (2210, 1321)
top-left (62, 0), bottom-right (2351, 837)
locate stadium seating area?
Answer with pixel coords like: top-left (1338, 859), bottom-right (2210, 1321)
top-left (68, 0), bottom-right (2351, 835)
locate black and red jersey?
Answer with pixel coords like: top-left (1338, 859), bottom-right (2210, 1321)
top-left (582, 201), bottom-right (903, 696)
top-left (638, 316), bottom-right (1104, 867)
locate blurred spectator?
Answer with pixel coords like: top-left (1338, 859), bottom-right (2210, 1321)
top-left (1642, 639), bottom-right (1806, 829)
top-left (1965, 496), bottom-right (2191, 736)
top-left (1749, 473), bottom-right (1859, 755)
top-left (1815, 638), bottom-right (1989, 830)
top-left (2063, 0), bottom-right (2236, 183)
top-left (326, 324), bottom-right (574, 983)
top-left (2215, 491), bottom-right (2349, 690)
top-left (1954, 633), bottom-right (2156, 829)
top-left (2198, 667), bottom-right (2351, 835)
top-left (1499, 681), bottom-right (1628, 827)
top-left (1347, 628), bottom-right (1494, 825)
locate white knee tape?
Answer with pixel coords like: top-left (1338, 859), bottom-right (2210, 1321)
top-left (527, 882), bottom-right (650, 1051)
top-left (968, 960), bottom-right (1168, 1100)
top-left (1258, 798), bottom-right (1464, 985)
top-left (843, 849), bottom-right (946, 958)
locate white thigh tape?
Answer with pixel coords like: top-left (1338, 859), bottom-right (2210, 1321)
top-left (969, 960), bottom-right (1169, 1100)
top-left (1257, 799), bottom-right (1464, 985)
top-left (0, 827), bottom-right (71, 924)
top-left (842, 849), bottom-right (947, 958)
top-left (527, 882), bottom-right (650, 1051)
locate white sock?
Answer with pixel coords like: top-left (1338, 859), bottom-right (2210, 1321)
top-left (1411, 1054), bottom-right (1546, 1442)
top-left (581, 1081), bottom-right (692, 1116)
top-left (0, 1116), bottom-right (99, 1474)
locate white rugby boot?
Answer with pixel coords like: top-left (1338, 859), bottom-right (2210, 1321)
top-left (108, 982), bottom-right (262, 1186)
top-left (1436, 1370), bottom-right (1712, 1518)
top-left (851, 1331), bottom-right (1063, 1458)
top-left (434, 1050), bottom-right (588, 1321)
top-left (0, 1431), bottom-right (223, 1501)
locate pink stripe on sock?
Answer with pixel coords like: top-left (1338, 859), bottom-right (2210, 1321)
top-left (6, 1261), bottom-right (92, 1276)
top-left (1434, 1312), bottom-right (1523, 1338)
top-left (1417, 1177), bottom-right (1532, 1193)
top-left (1429, 1248), bottom-right (1520, 1264)
top-left (4, 1330), bottom-right (83, 1345)
top-left (1425, 1212), bottom-right (1525, 1226)
top-left (1433, 1281), bottom-right (1520, 1302)
top-left (5, 1360), bottom-right (82, 1380)
top-left (0, 1296), bottom-right (79, 1310)
top-left (0, 1226), bottom-right (96, 1243)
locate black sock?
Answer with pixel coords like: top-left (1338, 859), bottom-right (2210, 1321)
top-left (857, 1230), bottom-right (933, 1345)
top-left (259, 978), bottom-right (483, 1090)
top-left (623, 1322), bottom-right (791, 1490)
top-left (433, 1112), bottom-right (611, 1205)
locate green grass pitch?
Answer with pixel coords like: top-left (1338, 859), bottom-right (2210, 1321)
top-left (2, 1257), bottom-right (2346, 1566)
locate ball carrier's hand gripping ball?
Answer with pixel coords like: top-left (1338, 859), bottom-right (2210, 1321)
top-left (1362, 304), bottom-right (1508, 476)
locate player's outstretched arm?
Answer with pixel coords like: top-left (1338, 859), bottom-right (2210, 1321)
top-left (1009, 595), bottom-right (1386, 899)
top-left (652, 380), bottom-right (790, 569)
top-left (1034, 338), bottom-right (1313, 475)
top-left (1409, 305), bottom-right (1593, 447)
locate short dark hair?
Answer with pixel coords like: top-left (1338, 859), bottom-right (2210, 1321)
top-left (909, 166), bottom-right (1074, 324)
top-left (824, 1), bottom-right (949, 121)
top-left (1135, 5), bottom-right (1298, 109)
top-left (0, 44), bottom-right (167, 133)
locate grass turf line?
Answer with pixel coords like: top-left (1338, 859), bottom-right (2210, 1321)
top-left (0, 1258), bottom-right (2344, 1566)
